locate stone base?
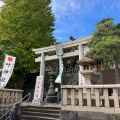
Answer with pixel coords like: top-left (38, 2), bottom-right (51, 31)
top-left (61, 111), bottom-right (78, 120)
top-left (0, 106), bottom-right (11, 118)
top-left (45, 95), bottom-right (57, 103)
top-left (61, 111), bottom-right (120, 120)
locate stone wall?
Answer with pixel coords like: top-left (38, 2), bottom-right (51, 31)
top-left (0, 88), bottom-right (23, 107)
top-left (0, 106), bottom-right (11, 117)
top-left (0, 88), bottom-right (23, 118)
top-left (61, 111), bottom-right (120, 120)
top-left (61, 111), bottom-right (78, 120)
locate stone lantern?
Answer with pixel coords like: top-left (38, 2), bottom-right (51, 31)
top-left (46, 74), bottom-right (57, 103)
top-left (77, 50), bottom-right (97, 85)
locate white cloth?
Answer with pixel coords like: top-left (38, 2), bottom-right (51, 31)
top-left (55, 55), bottom-right (63, 83)
top-left (0, 54), bottom-right (16, 87)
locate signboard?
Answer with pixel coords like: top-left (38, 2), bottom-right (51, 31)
top-left (79, 73), bottom-right (85, 85)
top-left (0, 54), bottom-right (16, 87)
top-left (55, 42), bottom-right (63, 56)
top-left (33, 76), bottom-right (43, 100)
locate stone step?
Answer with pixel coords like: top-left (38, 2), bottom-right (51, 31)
top-left (22, 111), bottom-right (60, 118)
top-left (26, 106), bottom-right (61, 110)
top-left (21, 105), bottom-right (61, 120)
top-left (22, 107), bottom-right (60, 114)
top-left (21, 115), bottom-right (60, 120)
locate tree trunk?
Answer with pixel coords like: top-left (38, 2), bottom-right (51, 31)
top-left (14, 70), bottom-right (24, 90)
top-left (114, 55), bottom-right (120, 84)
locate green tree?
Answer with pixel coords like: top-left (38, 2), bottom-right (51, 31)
top-left (0, 0), bottom-right (56, 89)
top-left (88, 18), bottom-right (120, 83)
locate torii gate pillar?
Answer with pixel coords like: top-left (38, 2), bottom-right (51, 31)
top-left (39, 52), bottom-right (45, 103)
top-left (79, 44), bottom-right (84, 71)
top-left (33, 52), bottom-right (45, 105)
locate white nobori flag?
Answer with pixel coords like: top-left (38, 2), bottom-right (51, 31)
top-left (55, 55), bottom-right (63, 83)
top-left (33, 76), bottom-right (43, 100)
top-left (0, 54), bottom-right (16, 87)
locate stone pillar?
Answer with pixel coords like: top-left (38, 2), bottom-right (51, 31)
top-left (84, 74), bottom-right (92, 85)
top-left (39, 52), bottom-right (45, 103)
top-left (79, 44), bottom-right (84, 71)
top-left (80, 71), bottom-right (93, 85)
top-left (40, 52), bottom-right (45, 77)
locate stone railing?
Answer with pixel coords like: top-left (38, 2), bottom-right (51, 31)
top-left (0, 88), bottom-right (23, 107)
top-left (62, 85), bottom-right (120, 114)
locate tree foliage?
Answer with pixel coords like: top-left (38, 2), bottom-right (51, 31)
top-left (0, 0), bottom-right (56, 89)
top-left (88, 18), bottom-right (120, 83)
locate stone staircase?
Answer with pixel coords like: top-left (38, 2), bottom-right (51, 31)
top-left (21, 105), bottom-right (61, 120)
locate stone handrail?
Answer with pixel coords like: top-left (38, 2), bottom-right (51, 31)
top-left (0, 88), bottom-right (23, 107)
top-left (62, 84), bottom-right (120, 114)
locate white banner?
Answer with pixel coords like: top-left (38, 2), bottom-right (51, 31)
top-left (79, 73), bottom-right (85, 85)
top-left (55, 55), bottom-right (63, 83)
top-left (33, 76), bottom-right (43, 100)
top-left (0, 54), bottom-right (16, 87)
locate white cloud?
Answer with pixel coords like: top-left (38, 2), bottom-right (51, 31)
top-left (51, 0), bottom-right (83, 21)
top-left (52, 0), bottom-right (120, 42)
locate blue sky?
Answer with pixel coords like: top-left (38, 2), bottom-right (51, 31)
top-left (52, 0), bottom-right (120, 42)
top-left (0, 0), bottom-right (120, 43)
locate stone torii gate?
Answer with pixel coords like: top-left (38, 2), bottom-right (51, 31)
top-left (32, 36), bottom-right (91, 103)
